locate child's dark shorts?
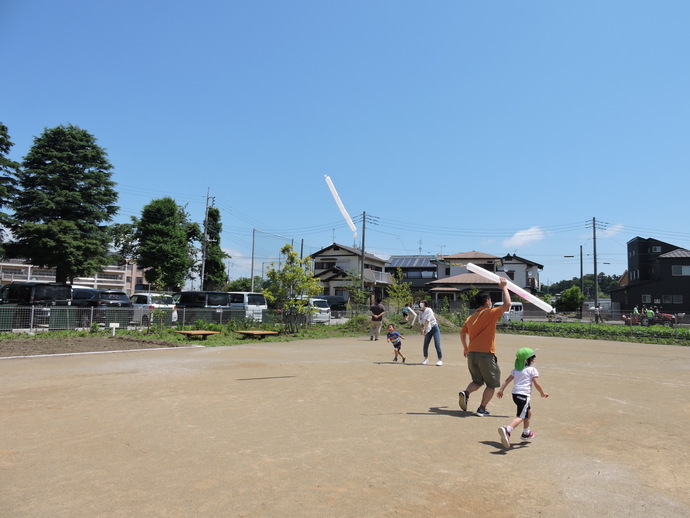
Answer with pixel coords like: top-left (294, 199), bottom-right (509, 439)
top-left (392, 340), bottom-right (402, 350)
top-left (512, 393), bottom-right (531, 419)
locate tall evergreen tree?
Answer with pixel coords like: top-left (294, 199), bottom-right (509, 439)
top-left (202, 207), bottom-right (229, 290)
top-left (9, 124), bottom-right (118, 282)
top-left (0, 122), bottom-right (20, 250)
top-left (135, 197), bottom-right (201, 290)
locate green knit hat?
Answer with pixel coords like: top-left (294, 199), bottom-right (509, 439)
top-left (514, 347), bottom-right (535, 371)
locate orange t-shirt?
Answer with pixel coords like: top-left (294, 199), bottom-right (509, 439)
top-left (460, 307), bottom-right (505, 354)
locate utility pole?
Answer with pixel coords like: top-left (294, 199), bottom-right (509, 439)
top-left (593, 217), bottom-right (599, 309)
top-left (360, 211), bottom-right (366, 291)
top-left (200, 188), bottom-right (212, 291)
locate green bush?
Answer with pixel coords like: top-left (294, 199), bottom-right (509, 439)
top-left (501, 320), bottom-right (690, 346)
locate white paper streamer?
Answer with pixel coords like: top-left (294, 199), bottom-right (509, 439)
top-left (324, 175), bottom-right (357, 238)
top-left (466, 262), bottom-right (554, 313)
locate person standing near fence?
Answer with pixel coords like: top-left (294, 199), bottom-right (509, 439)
top-left (370, 298), bottom-right (385, 341)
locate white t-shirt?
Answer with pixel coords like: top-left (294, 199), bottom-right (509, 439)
top-left (511, 366), bottom-right (539, 395)
top-left (420, 307), bottom-right (437, 334)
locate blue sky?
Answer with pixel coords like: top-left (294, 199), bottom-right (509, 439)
top-left (3, 1), bottom-right (690, 286)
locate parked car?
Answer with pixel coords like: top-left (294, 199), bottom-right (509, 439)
top-left (227, 292), bottom-right (268, 322)
top-left (71, 288), bottom-right (133, 326)
top-left (493, 301), bottom-right (524, 324)
top-left (308, 297), bottom-right (331, 324)
top-left (0, 282), bottom-right (72, 327)
top-left (175, 291), bottom-right (232, 324)
top-left (318, 295), bottom-right (348, 318)
top-left (130, 292), bottom-right (177, 325)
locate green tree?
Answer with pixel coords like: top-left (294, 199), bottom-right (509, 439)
top-left (9, 124), bottom-right (118, 283)
top-left (556, 285), bottom-right (585, 312)
top-left (135, 197), bottom-right (201, 290)
top-left (227, 276), bottom-right (264, 292)
top-left (342, 271), bottom-right (370, 313)
top-left (107, 219), bottom-right (138, 266)
top-left (385, 267), bottom-right (413, 316)
top-left (0, 122), bottom-right (20, 249)
top-left (202, 207), bottom-right (229, 290)
top-left (263, 244), bottom-right (323, 332)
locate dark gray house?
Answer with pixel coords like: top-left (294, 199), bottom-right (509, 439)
top-left (610, 237), bottom-right (690, 313)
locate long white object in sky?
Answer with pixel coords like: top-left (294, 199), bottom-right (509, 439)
top-left (466, 262), bottom-right (554, 313)
top-left (324, 175), bottom-right (357, 238)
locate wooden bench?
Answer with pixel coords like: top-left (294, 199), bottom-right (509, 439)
top-left (173, 330), bottom-right (222, 341)
top-left (234, 330), bottom-right (279, 339)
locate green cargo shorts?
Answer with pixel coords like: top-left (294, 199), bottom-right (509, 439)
top-left (467, 351), bottom-right (501, 389)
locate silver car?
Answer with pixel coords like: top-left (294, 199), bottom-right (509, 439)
top-left (130, 292), bottom-right (177, 325)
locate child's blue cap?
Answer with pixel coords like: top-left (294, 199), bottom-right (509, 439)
top-left (514, 347), bottom-right (535, 371)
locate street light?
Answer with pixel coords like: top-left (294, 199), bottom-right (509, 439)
top-left (563, 245), bottom-right (584, 296)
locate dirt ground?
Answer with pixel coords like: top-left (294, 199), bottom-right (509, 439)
top-left (2, 333), bottom-right (689, 517)
top-left (0, 335), bottom-right (183, 358)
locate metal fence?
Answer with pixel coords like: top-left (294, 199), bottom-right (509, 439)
top-left (0, 306), bottom-right (277, 332)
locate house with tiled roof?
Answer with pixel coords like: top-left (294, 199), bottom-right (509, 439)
top-left (309, 243), bottom-right (392, 301)
top-left (426, 251), bottom-right (543, 306)
top-left (384, 255), bottom-right (437, 292)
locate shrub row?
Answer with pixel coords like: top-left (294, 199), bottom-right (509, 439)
top-left (500, 321), bottom-right (690, 346)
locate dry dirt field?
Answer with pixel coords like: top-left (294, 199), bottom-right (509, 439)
top-left (2, 333), bottom-right (689, 517)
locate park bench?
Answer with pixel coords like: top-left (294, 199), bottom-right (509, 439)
top-left (234, 330), bottom-right (279, 339)
top-left (173, 330), bottom-right (222, 341)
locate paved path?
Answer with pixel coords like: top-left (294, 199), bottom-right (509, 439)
top-left (2, 334), bottom-right (689, 517)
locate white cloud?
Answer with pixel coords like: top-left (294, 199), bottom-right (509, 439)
top-left (502, 226), bottom-right (547, 250)
top-left (603, 223), bottom-right (624, 238)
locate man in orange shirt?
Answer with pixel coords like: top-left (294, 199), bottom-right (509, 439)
top-left (458, 277), bottom-right (511, 416)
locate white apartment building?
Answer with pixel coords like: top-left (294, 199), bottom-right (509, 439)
top-left (0, 258), bottom-right (144, 294)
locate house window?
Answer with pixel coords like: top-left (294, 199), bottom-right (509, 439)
top-left (673, 295), bottom-right (683, 304)
top-left (641, 294), bottom-right (651, 303)
top-left (445, 267), bottom-right (450, 276)
top-left (652, 246), bottom-right (662, 253)
top-left (672, 265), bottom-right (690, 276)
top-left (315, 261), bottom-right (336, 270)
top-left (663, 295), bottom-right (672, 304)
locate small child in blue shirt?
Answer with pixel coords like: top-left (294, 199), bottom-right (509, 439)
top-left (386, 324), bottom-right (406, 363)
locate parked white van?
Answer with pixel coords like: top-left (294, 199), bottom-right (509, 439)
top-left (228, 292), bottom-right (268, 322)
top-left (493, 301), bottom-right (524, 324)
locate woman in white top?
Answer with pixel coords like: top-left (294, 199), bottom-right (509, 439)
top-left (419, 299), bottom-right (442, 366)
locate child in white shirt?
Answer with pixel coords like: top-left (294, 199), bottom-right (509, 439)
top-left (496, 347), bottom-right (549, 449)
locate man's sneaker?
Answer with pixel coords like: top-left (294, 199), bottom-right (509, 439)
top-left (370, 336), bottom-right (373, 341)
top-left (475, 408), bottom-right (491, 417)
top-left (521, 430), bottom-right (535, 440)
top-left (436, 360), bottom-right (443, 366)
top-left (422, 359), bottom-right (428, 365)
top-left (393, 357), bottom-right (398, 362)
top-left (402, 356), bottom-right (406, 363)
top-left (498, 427), bottom-right (511, 449)
top-left (458, 391), bottom-right (468, 411)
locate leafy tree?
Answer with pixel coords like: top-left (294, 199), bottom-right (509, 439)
top-left (342, 271), bottom-right (370, 313)
top-left (227, 276), bottom-right (264, 292)
top-left (556, 285), bottom-right (585, 312)
top-left (202, 207), bottom-right (229, 290)
top-left (544, 273), bottom-right (621, 298)
top-left (0, 122), bottom-right (20, 250)
top-left (135, 197), bottom-right (201, 290)
top-left (8, 124), bottom-right (118, 283)
top-left (263, 244), bottom-right (323, 332)
top-left (385, 268), bottom-right (413, 316)
top-left (107, 219), bottom-right (138, 266)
